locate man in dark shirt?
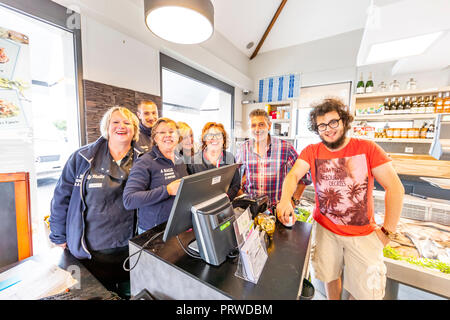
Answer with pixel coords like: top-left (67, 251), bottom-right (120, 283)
top-left (135, 100), bottom-right (159, 153)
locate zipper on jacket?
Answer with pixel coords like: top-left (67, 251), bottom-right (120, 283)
top-left (78, 152), bottom-right (92, 258)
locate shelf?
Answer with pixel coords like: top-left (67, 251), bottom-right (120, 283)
top-left (354, 114), bottom-right (437, 121)
top-left (271, 119), bottom-right (290, 123)
top-left (355, 137), bottom-right (433, 143)
top-left (354, 86), bottom-right (450, 100)
top-left (373, 138), bottom-right (433, 144)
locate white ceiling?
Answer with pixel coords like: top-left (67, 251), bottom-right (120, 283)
top-left (212, 0), bottom-right (371, 57)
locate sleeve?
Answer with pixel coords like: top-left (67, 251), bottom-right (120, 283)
top-left (234, 142), bottom-right (247, 180)
top-left (123, 157), bottom-right (170, 210)
top-left (286, 143), bottom-right (299, 172)
top-left (367, 140), bottom-right (392, 169)
top-left (48, 152), bottom-right (77, 244)
top-left (225, 153), bottom-right (241, 201)
top-left (297, 144), bottom-right (314, 185)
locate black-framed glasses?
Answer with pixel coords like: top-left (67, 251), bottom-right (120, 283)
top-left (317, 118), bottom-right (341, 132)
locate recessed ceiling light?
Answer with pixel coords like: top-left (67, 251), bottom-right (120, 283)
top-left (365, 31), bottom-right (443, 65)
top-left (144, 0), bottom-right (214, 44)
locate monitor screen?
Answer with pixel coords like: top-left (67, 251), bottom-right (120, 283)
top-left (162, 164), bottom-right (240, 242)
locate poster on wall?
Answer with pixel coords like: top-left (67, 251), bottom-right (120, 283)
top-left (0, 27), bottom-right (31, 131)
top-left (258, 73), bottom-right (301, 103)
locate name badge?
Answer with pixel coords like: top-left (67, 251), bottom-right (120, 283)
top-left (88, 183), bottom-right (103, 189)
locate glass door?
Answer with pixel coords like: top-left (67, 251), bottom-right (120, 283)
top-left (0, 4), bottom-right (81, 255)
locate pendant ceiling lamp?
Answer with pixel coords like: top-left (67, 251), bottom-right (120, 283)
top-left (144, 0), bottom-right (214, 44)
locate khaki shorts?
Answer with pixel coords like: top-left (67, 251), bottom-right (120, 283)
top-left (310, 221), bottom-right (387, 300)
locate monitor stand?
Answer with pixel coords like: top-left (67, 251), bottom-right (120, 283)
top-left (187, 240), bottom-right (199, 253)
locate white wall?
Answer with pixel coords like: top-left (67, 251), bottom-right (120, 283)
top-left (81, 15), bottom-right (160, 95)
top-left (249, 29), bottom-right (364, 93)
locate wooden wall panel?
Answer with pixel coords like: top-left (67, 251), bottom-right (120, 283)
top-left (83, 80), bottom-right (162, 143)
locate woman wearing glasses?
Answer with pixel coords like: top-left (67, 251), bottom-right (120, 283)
top-left (188, 122), bottom-right (241, 201)
top-left (123, 118), bottom-right (188, 234)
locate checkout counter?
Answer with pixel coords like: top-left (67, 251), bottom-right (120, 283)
top-left (128, 220), bottom-right (312, 300)
top-left (127, 165), bottom-right (313, 300)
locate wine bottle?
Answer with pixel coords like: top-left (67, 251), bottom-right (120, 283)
top-left (356, 73), bottom-right (365, 94)
top-left (365, 72), bottom-right (374, 93)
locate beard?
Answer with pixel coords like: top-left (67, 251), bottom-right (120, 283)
top-left (320, 129), bottom-right (348, 150)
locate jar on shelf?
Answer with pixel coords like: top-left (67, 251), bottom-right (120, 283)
top-left (407, 128), bottom-right (415, 139)
top-left (386, 127), bottom-right (394, 138)
top-left (419, 124), bottom-right (428, 139)
top-left (390, 80), bottom-right (400, 91)
top-left (426, 95), bottom-right (436, 113)
top-left (406, 78), bottom-right (417, 90)
top-left (400, 128), bottom-right (409, 139)
top-left (378, 81), bottom-right (387, 92)
top-left (393, 128), bottom-right (401, 138)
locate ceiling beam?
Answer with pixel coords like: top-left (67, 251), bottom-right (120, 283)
top-left (250, 0), bottom-right (288, 60)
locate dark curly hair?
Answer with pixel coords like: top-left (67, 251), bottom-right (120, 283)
top-left (308, 98), bottom-right (353, 134)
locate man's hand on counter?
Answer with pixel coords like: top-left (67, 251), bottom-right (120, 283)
top-left (276, 199), bottom-right (294, 225)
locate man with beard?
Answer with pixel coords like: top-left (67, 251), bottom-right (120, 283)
top-left (135, 100), bottom-right (159, 153)
top-left (277, 98), bottom-right (405, 300)
top-left (236, 109), bottom-right (311, 209)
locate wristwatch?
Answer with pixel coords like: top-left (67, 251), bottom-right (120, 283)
top-left (380, 226), bottom-right (396, 240)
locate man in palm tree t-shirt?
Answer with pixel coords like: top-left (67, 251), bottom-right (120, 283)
top-left (277, 98), bottom-right (405, 300)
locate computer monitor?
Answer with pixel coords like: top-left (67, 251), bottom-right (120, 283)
top-left (163, 163), bottom-right (239, 242)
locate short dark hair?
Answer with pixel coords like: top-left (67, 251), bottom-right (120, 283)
top-left (308, 98), bottom-right (353, 133)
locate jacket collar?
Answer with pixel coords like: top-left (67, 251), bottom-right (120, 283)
top-left (139, 122), bottom-right (152, 138)
top-left (150, 145), bottom-right (183, 164)
top-left (78, 137), bottom-right (142, 163)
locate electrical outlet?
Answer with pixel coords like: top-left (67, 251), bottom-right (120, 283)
top-left (405, 147), bottom-right (413, 153)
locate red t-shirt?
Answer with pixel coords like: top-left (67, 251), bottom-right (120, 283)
top-left (299, 138), bottom-right (391, 236)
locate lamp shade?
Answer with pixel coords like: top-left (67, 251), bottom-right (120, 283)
top-left (144, 0), bottom-right (214, 44)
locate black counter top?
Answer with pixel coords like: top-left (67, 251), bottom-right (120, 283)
top-left (130, 220), bottom-right (312, 300)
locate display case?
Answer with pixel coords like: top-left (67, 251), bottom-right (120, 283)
top-left (351, 86), bottom-right (450, 179)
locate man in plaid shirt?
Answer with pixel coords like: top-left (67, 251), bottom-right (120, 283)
top-left (236, 109), bottom-right (311, 206)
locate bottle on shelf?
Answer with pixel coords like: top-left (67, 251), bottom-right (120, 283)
top-left (420, 122), bottom-right (428, 139)
top-left (411, 96), bottom-right (419, 114)
top-left (356, 73), bottom-right (365, 94)
top-left (383, 98), bottom-right (390, 115)
top-left (365, 72), bottom-right (374, 93)
top-left (435, 92), bottom-right (444, 113)
top-left (418, 96), bottom-right (426, 114)
top-left (391, 97), bottom-right (398, 114)
top-left (426, 123), bottom-right (435, 139)
top-left (426, 95), bottom-right (435, 113)
top-left (443, 92), bottom-right (450, 113)
top-left (404, 96), bottom-right (411, 114)
top-left (397, 96), bottom-right (405, 114)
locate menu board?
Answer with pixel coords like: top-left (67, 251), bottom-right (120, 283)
top-left (0, 27), bottom-right (30, 131)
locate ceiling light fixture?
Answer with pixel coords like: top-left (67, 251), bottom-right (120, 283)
top-left (365, 31), bottom-right (443, 65)
top-left (144, 0), bottom-right (214, 44)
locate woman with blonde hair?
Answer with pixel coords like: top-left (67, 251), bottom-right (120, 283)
top-left (188, 122), bottom-right (241, 200)
top-left (123, 117), bottom-right (189, 234)
top-left (176, 121), bottom-right (197, 164)
top-left (49, 106), bottom-right (142, 298)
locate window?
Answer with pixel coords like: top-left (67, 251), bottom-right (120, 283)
top-left (160, 54), bottom-right (234, 151)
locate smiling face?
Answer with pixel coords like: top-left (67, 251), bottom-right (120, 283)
top-left (204, 127), bottom-right (224, 152)
top-left (153, 121), bottom-right (179, 152)
top-left (181, 130), bottom-right (194, 151)
top-left (137, 103), bottom-right (158, 128)
top-left (316, 111), bottom-right (347, 150)
top-left (108, 110), bottom-right (134, 145)
top-left (250, 115), bottom-right (271, 142)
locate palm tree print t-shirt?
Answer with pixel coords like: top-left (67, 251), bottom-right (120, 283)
top-left (299, 138), bottom-right (391, 236)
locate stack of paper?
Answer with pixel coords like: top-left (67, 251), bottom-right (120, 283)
top-left (0, 260), bottom-right (78, 300)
